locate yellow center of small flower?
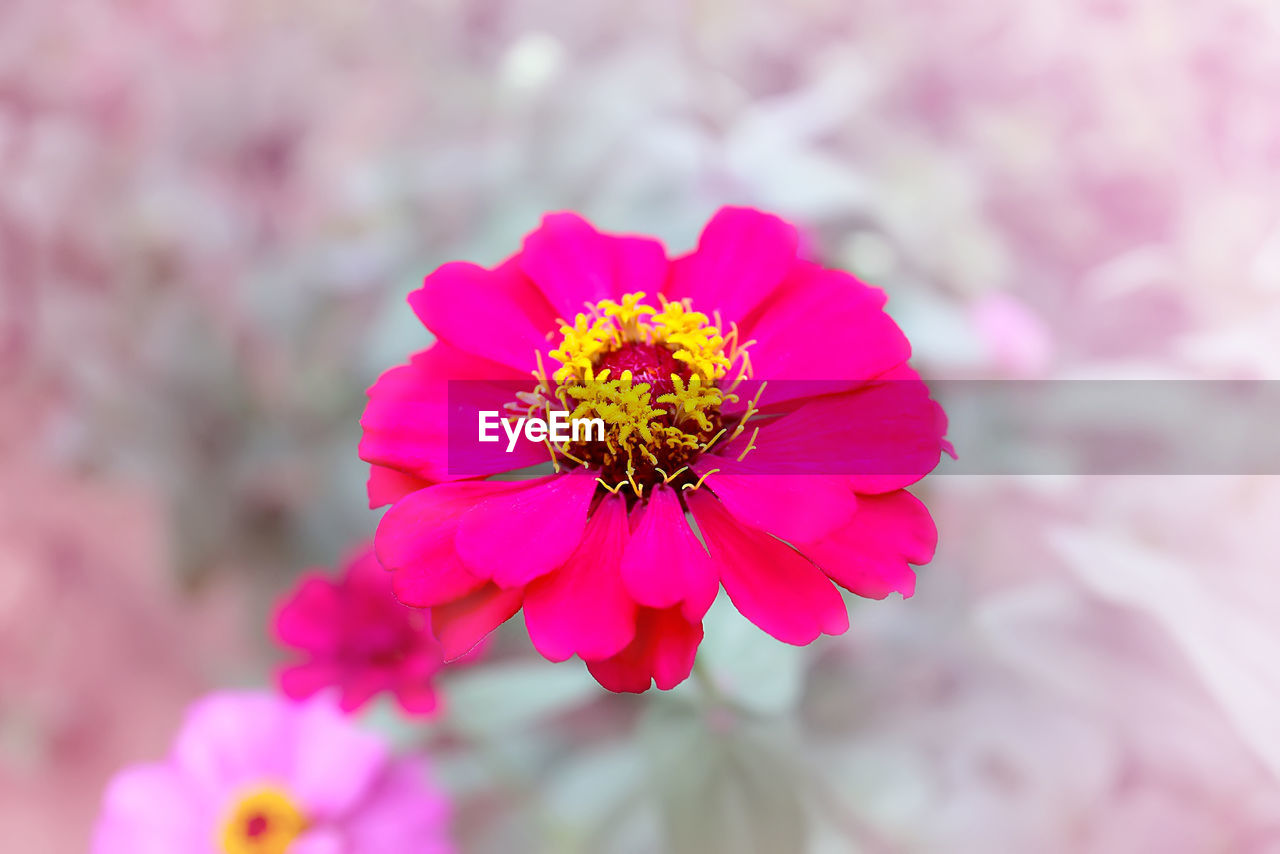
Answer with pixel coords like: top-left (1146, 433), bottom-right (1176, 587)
top-left (220, 786), bottom-right (308, 854)
top-left (521, 292), bottom-right (763, 496)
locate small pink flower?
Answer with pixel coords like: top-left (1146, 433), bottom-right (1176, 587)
top-left (273, 545), bottom-right (460, 716)
top-left (361, 207), bottom-right (949, 692)
top-left (91, 692), bottom-right (452, 854)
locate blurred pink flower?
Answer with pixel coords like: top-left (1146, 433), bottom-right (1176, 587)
top-left (92, 692), bottom-right (453, 854)
top-left (970, 293), bottom-right (1052, 377)
top-left (0, 387), bottom-right (247, 853)
top-left (273, 544), bottom-right (465, 717)
top-left (364, 207), bottom-right (948, 692)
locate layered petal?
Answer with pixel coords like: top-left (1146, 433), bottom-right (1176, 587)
top-left (274, 575), bottom-right (344, 653)
top-left (688, 491), bottom-right (848, 645)
top-left (359, 342), bottom-right (541, 487)
top-left (716, 379), bottom-right (947, 491)
top-left (665, 207), bottom-right (799, 323)
top-left (393, 656), bottom-right (444, 716)
top-left (352, 206), bottom-right (945, 696)
top-left (619, 484), bottom-right (718, 620)
top-left (390, 554), bottom-right (486, 609)
top-left (523, 496), bottom-right (637, 662)
top-left (271, 545), bottom-right (457, 718)
top-left (694, 460), bottom-right (858, 544)
top-left (799, 489), bottom-right (938, 599)
top-left (277, 660), bottom-right (345, 702)
top-left (367, 465), bottom-right (434, 509)
top-left (376, 479), bottom-right (524, 606)
top-left (408, 258), bottom-right (556, 372)
top-left (429, 582), bottom-right (523, 661)
top-left (333, 670), bottom-right (393, 716)
top-left (586, 607), bottom-right (704, 693)
top-left (736, 262), bottom-right (912, 407)
top-left (520, 212), bottom-right (669, 319)
top-left (455, 471), bottom-right (599, 587)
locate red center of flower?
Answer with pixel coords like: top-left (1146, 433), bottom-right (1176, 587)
top-left (594, 342), bottom-right (690, 400)
top-left (245, 815), bottom-right (269, 838)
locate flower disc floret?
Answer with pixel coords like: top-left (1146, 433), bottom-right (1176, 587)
top-left (535, 292), bottom-right (755, 495)
top-left (220, 786), bottom-right (307, 854)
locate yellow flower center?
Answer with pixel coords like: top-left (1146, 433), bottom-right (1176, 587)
top-left (521, 292), bottom-right (762, 496)
top-left (220, 786), bottom-right (308, 854)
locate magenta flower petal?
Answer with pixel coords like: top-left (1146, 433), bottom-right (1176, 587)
top-left (408, 259), bottom-right (555, 373)
top-left (391, 554), bottom-right (485, 608)
top-left (667, 206), bottom-right (798, 321)
top-left (358, 350), bottom-right (458, 481)
top-left (524, 495), bottom-right (638, 662)
top-left (429, 582), bottom-right (523, 660)
top-left (275, 575), bottom-right (345, 652)
top-left (800, 490), bottom-right (938, 599)
top-left (690, 491), bottom-right (849, 645)
top-left (336, 670), bottom-right (394, 715)
top-left (455, 471), bottom-right (599, 587)
top-left (360, 343), bottom-right (541, 486)
top-left (278, 660), bottom-right (346, 702)
top-left (717, 380), bottom-right (946, 489)
top-left (611, 235), bottom-right (674, 296)
top-left (272, 546), bottom-right (467, 717)
top-left (377, 480), bottom-right (523, 584)
top-left (393, 675), bottom-right (442, 717)
top-left (367, 464), bottom-right (435, 509)
top-left (587, 607), bottom-right (704, 693)
top-left (740, 263), bottom-right (913, 407)
top-left (619, 485), bottom-right (718, 620)
top-left (694, 463), bottom-right (859, 544)
top-left (520, 211), bottom-right (669, 319)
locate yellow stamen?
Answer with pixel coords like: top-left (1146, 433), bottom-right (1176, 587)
top-left (596, 477), bottom-right (626, 494)
top-left (220, 786), bottom-right (307, 854)
top-left (564, 369), bottom-right (660, 452)
top-left (655, 465), bottom-right (690, 484)
top-left (682, 467), bottom-right (720, 492)
top-left (657, 374), bottom-right (722, 432)
top-left (735, 425), bottom-right (761, 461)
top-left (534, 291), bottom-right (759, 495)
top-left (699, 427), bottom-right (727, 452)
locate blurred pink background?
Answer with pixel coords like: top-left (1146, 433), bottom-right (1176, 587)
top-left (5, 0), bottom-right (1280, 851)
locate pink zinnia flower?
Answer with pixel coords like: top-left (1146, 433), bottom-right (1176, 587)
top-left (361, 207), bottom-right (949, 692)
top-left (274, 544), bottom-right (467, 716)
top-left (91, 692), bottom-right (452, 854)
